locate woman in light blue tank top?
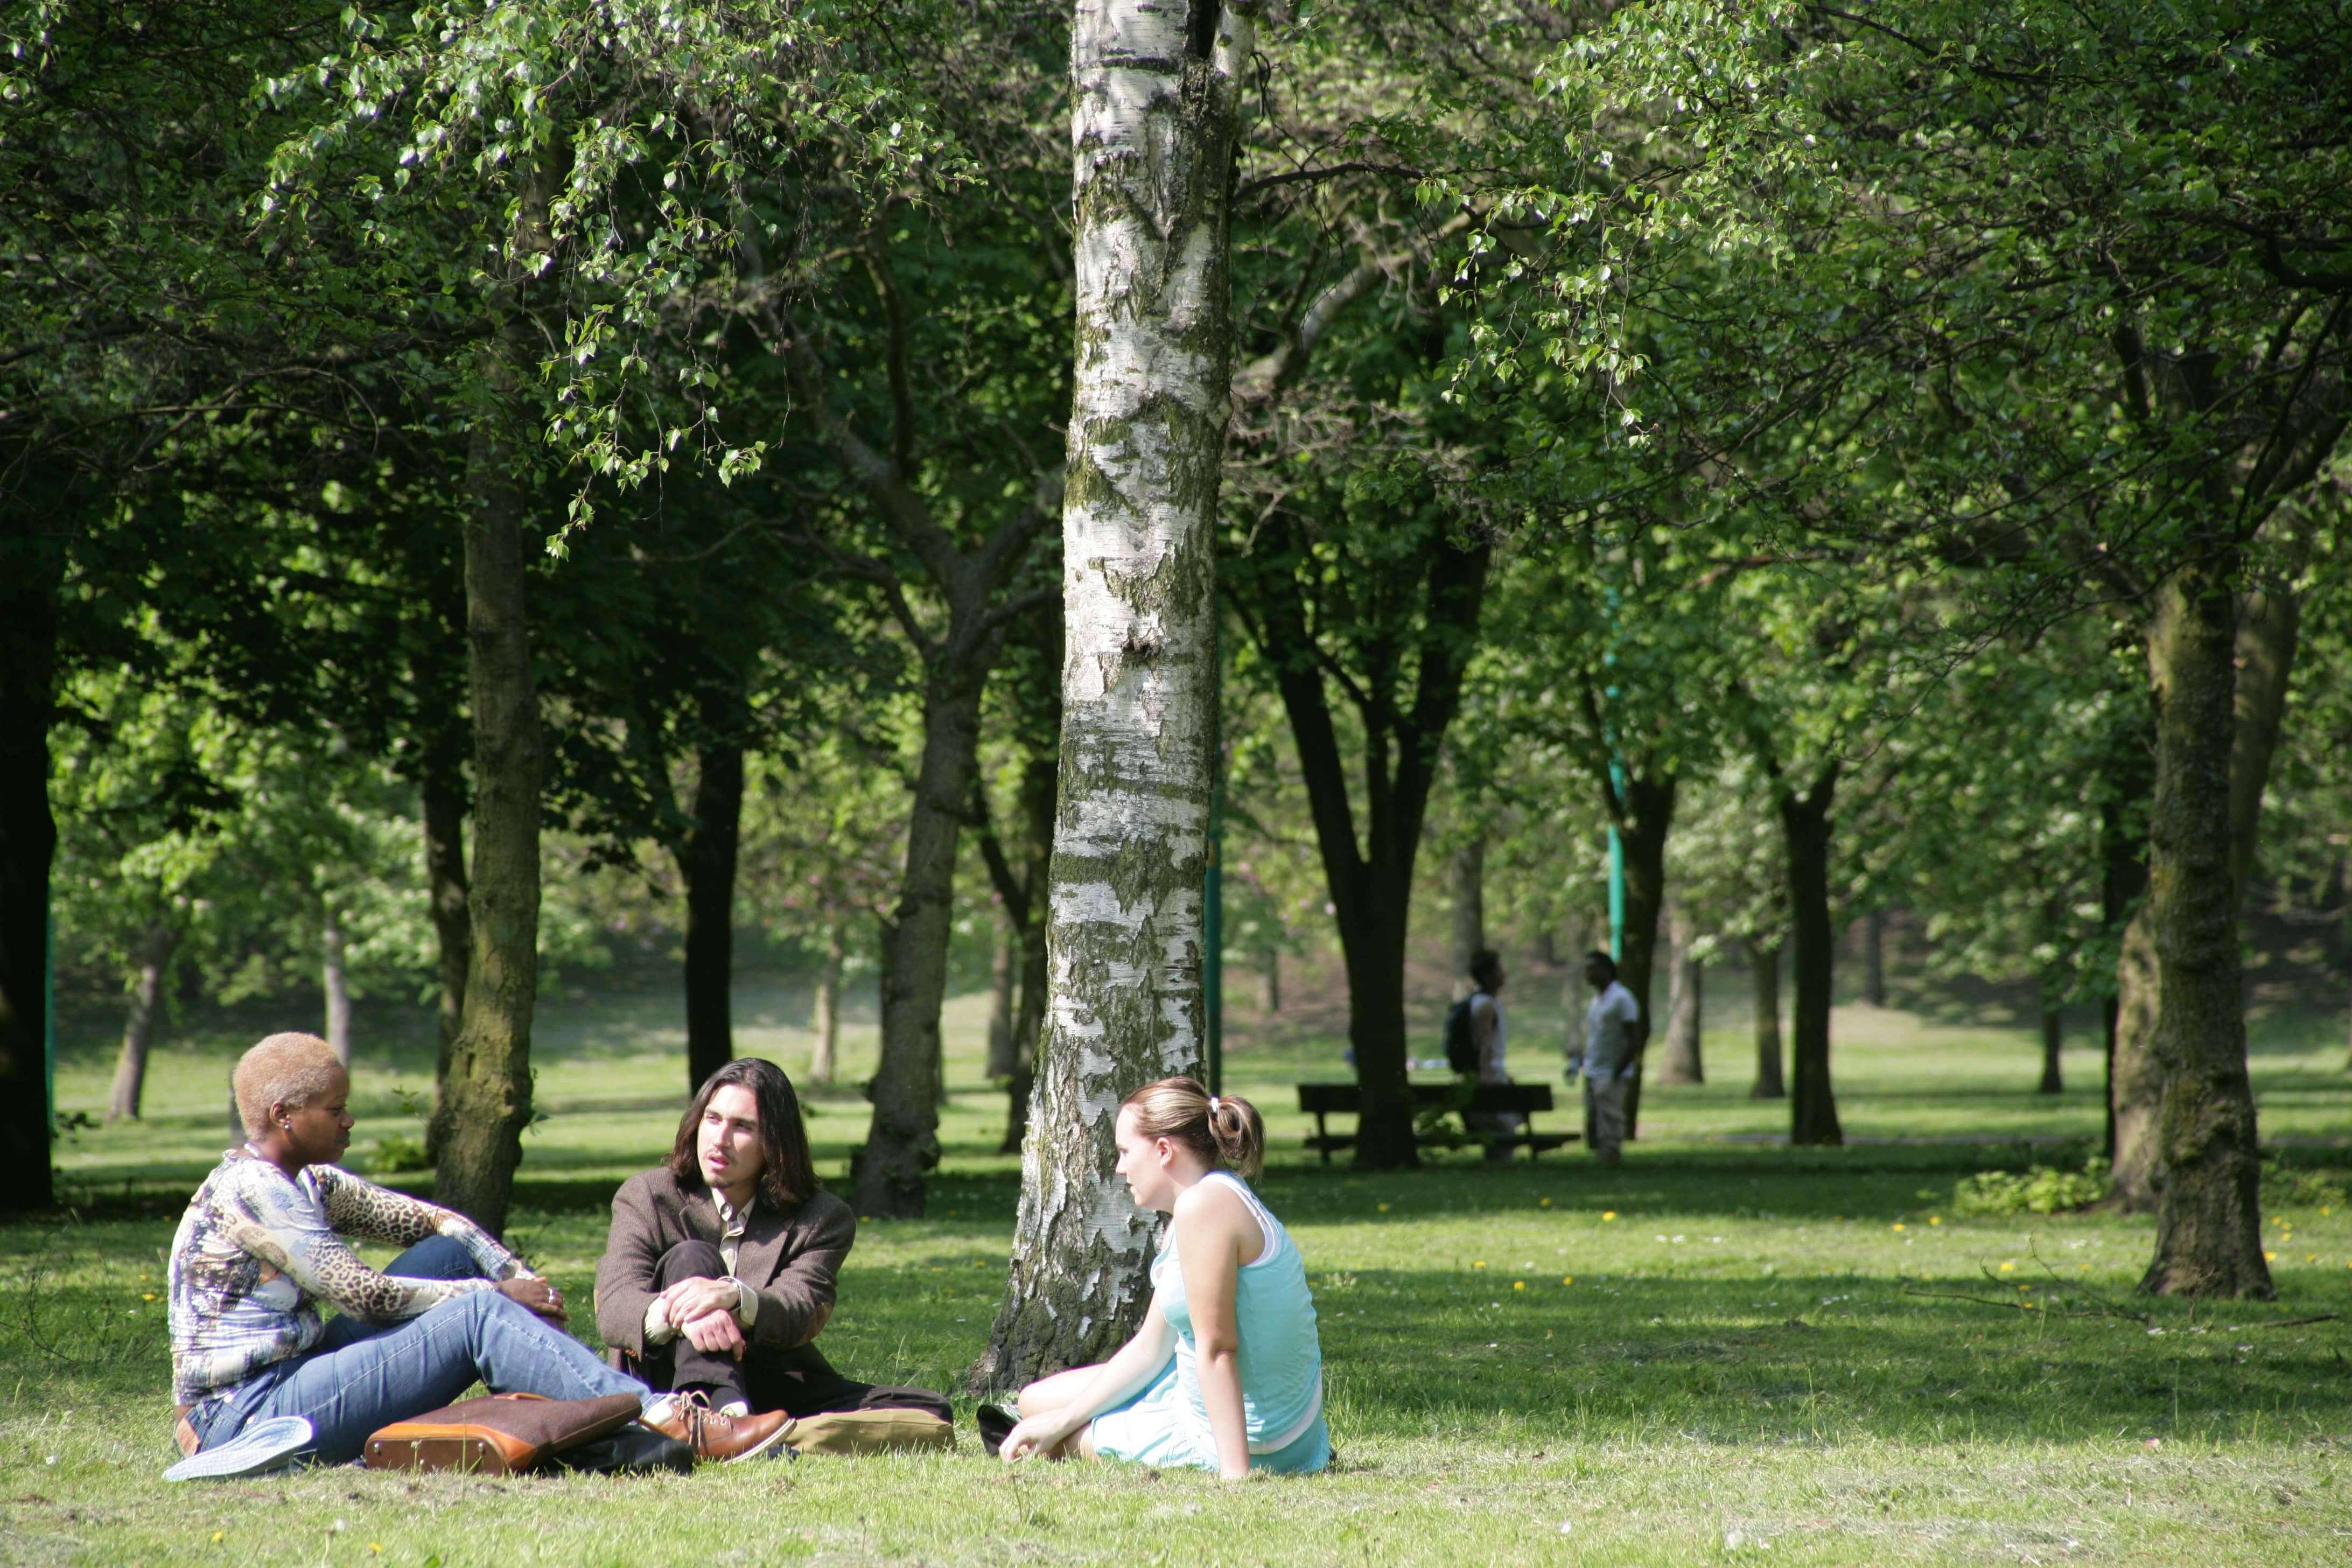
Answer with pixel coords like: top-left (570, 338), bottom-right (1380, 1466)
top-left (998, 1077), bottom-right (1329, 1478)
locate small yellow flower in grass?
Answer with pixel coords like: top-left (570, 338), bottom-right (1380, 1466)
top-left (1473, 1260), bottom-right (1487, 1269)
top-left (2265, 1250), bottom-right (2278, 1262)
top-left (1928, 1216), bottom-right (1942, 1226)
top-left (142, 1293), bottom-right (157, 1301)
top-left (1514, 1280), bottom-right (1527, 1291)
top-left (1891, 1223), bottom-right (1906, 1233)
top-left (1601, 1210), bottom-right (1618, 1222)
top-left (369, 1546), bottom-right (383, 1556)
top-left (1562, 1276), bottom-right (1574, 1285)
top-left (211, 1534), bottom-right (223, 1545)
top-left (1539, 1196), bottom-right (1552, 1207)
top-left (2307, 1255), bottom-right (2318, 1263)
top-left (1998, 1262), bottom-right (2015, 1272)
top-left (1377, 1202), bottom-right (1390, 1213)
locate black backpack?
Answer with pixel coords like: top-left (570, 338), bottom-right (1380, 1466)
top-left (1443, 991), bottom-right (1485, 1076)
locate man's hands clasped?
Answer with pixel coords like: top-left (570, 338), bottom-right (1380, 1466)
top-left (659, 1275), bottom-right (749, 1358)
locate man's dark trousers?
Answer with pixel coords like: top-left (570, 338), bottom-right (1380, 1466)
top-left (634, 1240), bottom-right (948, 1423)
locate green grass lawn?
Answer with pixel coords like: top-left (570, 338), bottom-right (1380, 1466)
top-left (9, 964), bottom-right (2352, 1565)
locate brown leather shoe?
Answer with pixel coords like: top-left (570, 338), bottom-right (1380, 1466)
top-left (643, 1392), bottom-right (792, 1464)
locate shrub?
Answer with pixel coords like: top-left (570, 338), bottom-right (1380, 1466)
top-left (1952, 1156), bottom-right (2110, 1217)
top-left (368, 1133), bottom-right (431, 1175)
top-left (2262, 1160), bottom-right (2350, 1209)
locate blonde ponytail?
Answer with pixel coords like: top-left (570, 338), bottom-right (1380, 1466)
top-left (1122, 1076), bottom-right (1265, 1180)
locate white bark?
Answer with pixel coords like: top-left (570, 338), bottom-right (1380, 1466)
top-left (978, 0), bottom-right (1258, 1390)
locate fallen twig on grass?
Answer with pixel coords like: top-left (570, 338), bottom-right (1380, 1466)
top-left (1897, 1283), bottom-right (2121, 1320)
top-left (2218, 1315), bottom-right (2341, 1331)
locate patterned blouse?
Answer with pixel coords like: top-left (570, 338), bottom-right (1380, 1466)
top-left (167, 1151), bottom-right (531, 1406)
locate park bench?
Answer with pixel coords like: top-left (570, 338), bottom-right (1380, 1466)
top-left (1294, 1082), bottom-right (1578, 1164)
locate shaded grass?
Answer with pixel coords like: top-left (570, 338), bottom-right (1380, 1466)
top-left (11, 976), bottom-right (2352, 1564)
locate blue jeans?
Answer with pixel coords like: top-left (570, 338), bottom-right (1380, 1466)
top-left (192, 1236), bottom-right (653, 1464)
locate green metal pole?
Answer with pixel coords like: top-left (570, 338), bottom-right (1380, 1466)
top-left (1204, 643), bottom-right (1224, 1097)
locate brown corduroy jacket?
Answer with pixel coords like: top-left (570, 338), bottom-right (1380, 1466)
top-left (593, 1167), bottom-right (856, 1370)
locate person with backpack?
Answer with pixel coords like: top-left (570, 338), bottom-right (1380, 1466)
top-left (1445, 949), bottom-right (1520, 1162)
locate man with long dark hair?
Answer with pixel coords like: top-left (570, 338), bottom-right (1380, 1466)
top-left (594, 1058), bottom-right (949, 1432)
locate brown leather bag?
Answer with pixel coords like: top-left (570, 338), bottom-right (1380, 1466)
top-left (363, 1391), bottom-right (642, 1475)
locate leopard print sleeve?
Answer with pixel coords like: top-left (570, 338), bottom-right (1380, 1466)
top-left (226, 1164), bottom-right (497, 1325)
top-left (314, 1165), bottom-right (530, 1283)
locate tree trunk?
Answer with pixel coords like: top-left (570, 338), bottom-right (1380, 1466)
top-left (1748, 935), bottom-right (1785, 1100)
top-left (1450, 836), bottom-right (1485, 998)
top-left (999, 755), bottom-right (1055, 1155)
top-left (421, 760), bottom-right (470, 1163)
top-left (1779, 763), bottom-right (1842, 1146)
top-left (977, 0), bottom-right (1256, 1391)
top-left (852, 663), bottom-right (988, 1217)
top-left (1657, 901), bottom-right (1704, 1085)
top-left (2113, 565), bottom-right (2295, 1212)
top-left (430, 355), bottom-right (543, 1237)
top-left (106, 919), bottom-right (179, 1122)
top-left (810, 919), bottom-right (843, 1086)
top-left (1260, 950), bottom-right (1281, 1013)
top-left (2039, 1000), bottom-right (2063, 1095)
top-left (2100, 720), bottom-right (2154, 1171)
top-left (1611, 773), bottom-right (1675, 1139)
top-left (985, 925), bottom-right (1018, 1081)
top-left (1862, 908), bottom-right (1886, 1007)
top-left (1538, 927), bottom-right (1560, 968)
top-left (0, 519), bottom-right (62, 1211)
top-left (321, 900), bottom-right (353, 1067)
top-left (2137, 555), bottom-right (2271, 1299)
top-left (679, 737), bottom-right (744, 1095)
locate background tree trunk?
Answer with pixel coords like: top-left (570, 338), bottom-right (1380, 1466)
top-left (985, 925), bottom-right (1018, 1081)
top-left (430, 356), bottom-right (543, 1237)
top-left (810, 918), bottom-right (843, 1085)
top-left (1611, 773), bottom-right (1675, 1139)
top-left (2039, 1000), bottom-right (2064, 1095)
top-left (0, 524), bottom-right (63, 1211)
top-left (998, 755), bottom-right (1055, 1154)
top-left (2100, 723), bottom-right (2154, 1170)
top-left (1779, 763), bottom-right (1842, 1146)
top-left (106, 919), bottom-right (179, 1122)
top-left (852, 665), bottom-right (987, 1216)
top-left (2137, 556), bottom-right (2271, 1299)
top-left (421, 762), bottom-right (470, 1163)
top-left (1450, 835), bottom-right (1485, 997)
top-left (1748, 935), bottom-right (1785, 1099)
top-left (977, 0), bottom-right (1256, 1391)
top-left (1656, 900), bottom-right (1704, 1084)
top-left (1861, 908), bottom-right (1886, 1006)
top-left (1260, 950), bottom-right (1281, 1013)
top-left (679, 736), bottom-right (744, 1094)
top-left (320, 900), bottom-right (353, 1066)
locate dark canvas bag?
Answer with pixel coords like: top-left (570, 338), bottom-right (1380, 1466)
top-left (363, 1391), bottom-right (642, 1475)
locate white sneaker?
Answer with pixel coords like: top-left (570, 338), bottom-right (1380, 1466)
top-left (164, 1416), bottom-right (314, 1481)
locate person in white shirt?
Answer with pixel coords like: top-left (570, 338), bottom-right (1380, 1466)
top-left (1574, 950), bottom-right (1644, 1165)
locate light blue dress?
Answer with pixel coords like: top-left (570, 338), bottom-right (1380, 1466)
top-left (1091, 1171), bottom-right (1331, 1474)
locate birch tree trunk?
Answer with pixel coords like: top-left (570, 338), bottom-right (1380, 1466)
top-left (106, 919), bottom-right (179, 1122)
top-left (1747, 935), bottom-right (1785, 1100)
top-left (976, 0), bottom-right (1257, 1391)
top-left (431, 347), bottom-right (543, 1236)
top-left (810, 918), bottom-right (843, 1085)
top-left (321, 900), bottom-right (353, 1067)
